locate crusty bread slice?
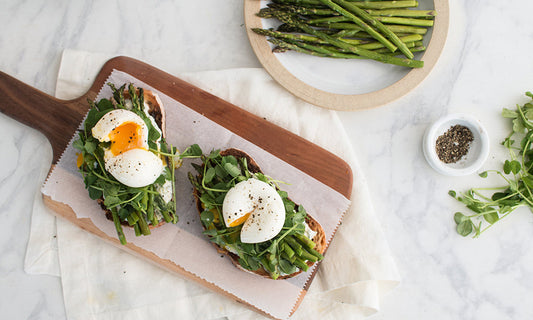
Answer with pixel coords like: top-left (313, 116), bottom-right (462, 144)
top-left (193, 148), bottom-right (326, 279)
top-left (123, 89), bottom-right (166, 139)
top-left (99, 89), bottom-right (169, 229)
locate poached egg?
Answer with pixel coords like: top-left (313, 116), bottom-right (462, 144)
top-left (91, 109), bottom-right (163, 188)
top-left (222, 178), bottom-right (285, 243)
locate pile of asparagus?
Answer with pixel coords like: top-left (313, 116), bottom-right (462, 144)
top-left (252, 0), bottom-right (436, 68)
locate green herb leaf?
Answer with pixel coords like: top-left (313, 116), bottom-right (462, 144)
top-left (200, 210), bottom-right (215, 228)
top-left (84, 140), bottom-right (97, 154)
top-left (503, 160), bottom-right (512, 174)
top-left (73, 137), bottom-right (84, 151)
top-left (96, 98), bottom-right (113, 111)
top-left (224, 163), bottom-right (241, 178)
top-left (502, 108), bottom-right (518, 119)
top-left (103, 195), bottom-right (120, 207)
top-left (457, 220), bottom-right (474, 237)
top-left (279, 259), bottom-right (298, 275)
top-left (483, 212), bottom-right (499, 224)
top-left (513, 118), bottom-right (526, 133)
top-left (204, 167), bottom-right (216, 184)
top-left (509, 160), bottom-right (521, 174)
top-left (88, 186), bottom-right (103, 200)
top-left (203, 229), bottom-right (217, 237)
top-left (215, 165), bottom-right (228, 179)
top-left (454, 212), bottom-right (466, 225)
top-left (180, 144), bottom-right (203, 158)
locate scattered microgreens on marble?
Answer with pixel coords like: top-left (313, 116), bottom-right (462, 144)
top-left (449, 91), bottom-right (533, 237)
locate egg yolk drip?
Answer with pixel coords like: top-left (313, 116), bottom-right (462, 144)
top-left (108, 121), bottom-right (145, 156)
top-left (228, 212), bottom-right (251, 227)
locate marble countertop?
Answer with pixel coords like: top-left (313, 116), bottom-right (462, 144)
top-left (2, 0), bottom-right (533, 319)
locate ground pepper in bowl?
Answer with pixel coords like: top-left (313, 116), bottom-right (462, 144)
top-left (435, 125), bottom-right (474, 163)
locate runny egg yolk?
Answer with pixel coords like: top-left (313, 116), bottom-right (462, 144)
top-left (108, 121), bottom-right (145, 156)
top-left (76, 153), bottom-right (84, 168)
top-left (228, 212), bottom-right (251, 227)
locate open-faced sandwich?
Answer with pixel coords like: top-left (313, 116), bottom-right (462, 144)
top-left (73, 83), bottom-right (179, 245)
top-left (187, 146), bottom-right (326, 279)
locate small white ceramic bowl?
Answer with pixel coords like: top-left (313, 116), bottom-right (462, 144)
top-left (423, 113), bottom-right (490, 176)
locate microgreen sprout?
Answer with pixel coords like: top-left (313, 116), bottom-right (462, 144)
top-left (450, 91), bottom-right (533, 237)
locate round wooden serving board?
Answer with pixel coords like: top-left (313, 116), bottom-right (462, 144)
top-left (244, 0), bottom-right (450, 111)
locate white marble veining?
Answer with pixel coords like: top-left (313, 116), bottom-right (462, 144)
top-left (2, 0), bottom-right (533, 319)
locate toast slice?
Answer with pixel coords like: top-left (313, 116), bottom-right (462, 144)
top-left (75, 84), bottom-right (178, 244)
top-left (98, 88), bottom-right (171, 229)
top-left (191, 148), bottom-right (326, 279)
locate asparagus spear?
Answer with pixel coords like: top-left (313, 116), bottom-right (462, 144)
top-left (268, 3), bottom-right (339, 15)
top-left (272, 0), bottom-right (420, 10)
top-left (365, 8), bottom-right (436, 18)
top-left (134, 211), bottom-right (151, 236)
top-left (316, 0), bottom-right (398, 53)
top-left (320, 22), bottom-right (428, 34)
top-left (293, 233), bottom-right (316, 249)
top-left (357, 34), bottom-right (422, 50)
top-left (375, 16), bottom-right (434, 27)
top-left (270, 37), bottom-right (426, 59)
top-left (272, 39), bottom-right (344, 58)
top-left (271, 10), bottom-right (423, 68)
top-left (134, 223), bottom-right (142, 237)
top-left (267, 4), bottom-right (436, 19)
top-left (300, 248), bottom-right (319, 262)
top-left (276, 23), bottom-right (304, 33)
top-left (292, 256), bottom-right (309, 271)
top-left (281, 252), bottom-right (297, 264)
top-left (285, 235), bottom-right (304, 255)
top-left (253, 28), bottom-right (371, 46)
top-left (327, 0), bottom-right (414, 58)
top-left (348, 0), bottom-right (420, 9)
top-left (307, 15), bottom-right (434, 27)
top-left (282, 242), bottom-right (296, 258)
top-left (111, 208), bottom-right (127, 245)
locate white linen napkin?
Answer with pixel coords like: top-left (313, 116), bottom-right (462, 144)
top-left (25, 49), bottom-right (400, 320)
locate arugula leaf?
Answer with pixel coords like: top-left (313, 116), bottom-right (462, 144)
top-left (88, 186), bottom-right (103, 200)
top-left (200, 210), bottom-right (215, 228)
top-left (279, 259), bottom-right (298, 275)
top-left (73, 136), bottom-right (84, 151)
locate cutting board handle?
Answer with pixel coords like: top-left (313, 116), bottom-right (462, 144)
top-left (0, 71), bottom-right (89, 163)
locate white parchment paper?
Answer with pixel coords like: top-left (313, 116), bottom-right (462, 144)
top-left (42, 70), bottom-right (351, 320)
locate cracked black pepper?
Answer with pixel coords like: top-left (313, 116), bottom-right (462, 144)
top-left (435, 125), bottom-right (474, 163)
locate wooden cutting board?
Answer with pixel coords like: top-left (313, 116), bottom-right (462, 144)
top-left (0, 56), bottom-right (353, 318)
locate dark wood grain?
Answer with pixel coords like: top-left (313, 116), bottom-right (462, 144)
top-left (0, 72), bottom-right (91, 163)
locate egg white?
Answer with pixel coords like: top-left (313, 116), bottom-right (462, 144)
top-left (105, 148), bottom-right (164, 188)
top-left (222, 178), bottom-right (285, 243)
